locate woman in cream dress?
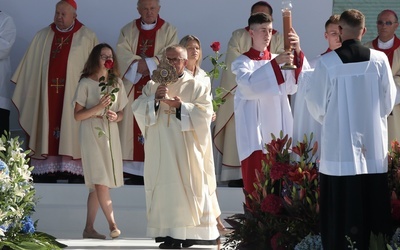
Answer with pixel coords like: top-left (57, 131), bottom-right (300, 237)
top-left (73, 43), bottom-right (128, 240)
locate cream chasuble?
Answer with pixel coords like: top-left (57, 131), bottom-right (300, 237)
top-left (131, 73), bottom-right (219, 240)
top-left (116, 17), bottom-right (178, 176)
top-left (12, 21), bottom-right (98, 174)
top-left (365, 36), bottom-right (400, 144)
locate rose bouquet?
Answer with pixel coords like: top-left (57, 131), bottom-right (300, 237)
top-left (224, 132), bottom-right (320, 249)
top-left (95, 59), bottom-right (120, 185)
top-left (0, 131), bottom-right (66, 249)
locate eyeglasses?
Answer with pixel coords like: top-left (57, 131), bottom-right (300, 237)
top-left (100, 55), bottom-right (113, 60)
top-left (167, 57), bottom-right (184, 64)
top-left (377, 20), bottom-right (398, 26)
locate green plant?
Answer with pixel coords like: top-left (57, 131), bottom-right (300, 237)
top-left (0, 131), bottom-right (66, 249)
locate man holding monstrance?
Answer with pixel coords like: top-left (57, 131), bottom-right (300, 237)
top-left (132, 44), bottom-right (220, 248)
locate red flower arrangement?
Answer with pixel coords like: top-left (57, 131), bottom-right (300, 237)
top-left (224, 132), bottom-right (320, 249)
top-left (224, 135), bottom-right (400, 249)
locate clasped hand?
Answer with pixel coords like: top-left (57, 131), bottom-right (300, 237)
top-left (106, 110), bottom-right (118, 122)
top-left (155, 85), bottom-right (181, 108)
top-left (98, 94), bottom-right (111, 108)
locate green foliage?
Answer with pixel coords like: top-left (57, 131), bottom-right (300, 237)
top-left (0, 131), bottom-right (66, 249)
top-left (203, 47), bottom-right (227, 112)
top-left (212, 86), bottom-right (228, 112)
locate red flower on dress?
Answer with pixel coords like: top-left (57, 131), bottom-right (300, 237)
top-left (210, 41), bottom-right (220, 52)
top-left (104, 59), bottom-right (114, 70)
top-left (261, 194), bottom-right (283, 215)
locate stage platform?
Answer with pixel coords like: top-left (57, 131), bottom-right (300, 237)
top-left (33, 184), bottom-right (244, 249)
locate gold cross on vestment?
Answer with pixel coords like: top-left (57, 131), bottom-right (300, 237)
top-left (51, 78), bottom-right (65, 93)
top-left (56, 36), bottom-right (70, 48)
top-left (164, 107), bottom-right (176, 127)
top-left (139, 39), bottom-right (153, 58)
top-left (52, 35), bottom-right (71, 58)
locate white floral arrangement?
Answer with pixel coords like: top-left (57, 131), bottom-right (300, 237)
top-left (0, 132), bottom-right (66, 250)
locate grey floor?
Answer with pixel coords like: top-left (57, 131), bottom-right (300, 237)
top-left (59, 238), bottom-right (221, 250)
top-left (33, 184), bottom-right (242, 250)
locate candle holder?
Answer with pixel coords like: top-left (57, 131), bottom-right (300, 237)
top-left (281, 0), bottom-right (297, 70)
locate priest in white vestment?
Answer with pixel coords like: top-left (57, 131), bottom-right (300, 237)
top-left (364, 9), bottom-right (400, 145)
top-left (232, 13), bottom-right (307, 196)
top-left (116, 0), bottom-right (178, 180)
top-left (305, 9), bottom-right (396, 250)
top-left (132, 45), bottom-right (219, 249)
top-left (213, 1), bottom-right (284, 184)
top-left (11, 0), bottom-right (98, 180)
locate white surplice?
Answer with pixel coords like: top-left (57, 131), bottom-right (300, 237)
top-left (232, 54), bottom-right (301, 162)
top-left (305, 50), bottom-right (396, 176)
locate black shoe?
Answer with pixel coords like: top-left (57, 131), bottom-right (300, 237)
top-left (32, 173), bottom-right (57, 183)
top-left (182, 242), bottom-right (193, 248)
top-left (124, 174), bottom-right (144, 185)
top-left (68, 175), bottom-right (84, 184)
top-left (159, 242), bottom-right (182, 249)
top-left (228, 179), bottom-right (243, 187)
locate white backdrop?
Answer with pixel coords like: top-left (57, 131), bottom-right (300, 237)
top-left (0, 0), bottom-right (333, 130)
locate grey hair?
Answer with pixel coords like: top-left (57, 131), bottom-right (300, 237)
top-left (166, 44), bottom-right (188, 60)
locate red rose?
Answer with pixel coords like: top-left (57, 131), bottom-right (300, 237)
top-left (261, 194), bottom-right (283, 215)
top-left (104, 59), bottom-right (114, 70)
top-left (210, 41), bottom-right (220, 52)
